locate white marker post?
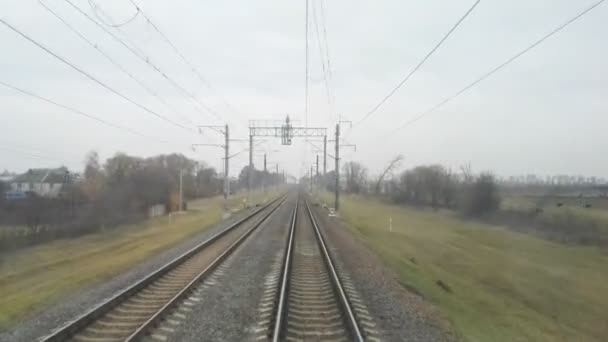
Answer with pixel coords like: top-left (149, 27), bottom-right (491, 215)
top-left (389, 216), bottom-right (393, 233)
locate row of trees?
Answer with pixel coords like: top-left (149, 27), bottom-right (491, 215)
top-left (0, 152), bottom-right (227, 249)
top-left (327, 159), bottom-right (500, 217)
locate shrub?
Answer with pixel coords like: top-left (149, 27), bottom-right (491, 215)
top-left (460, 172), bottom-right (500, 216)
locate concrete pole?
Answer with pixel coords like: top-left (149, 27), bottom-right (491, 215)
top-left (224, 125), bottom-right (229, 202)
top-left (323, 135), bottom-right (327, 175)
top-left (248, 134), bottom-right (253, 196)
top-left (263, 153), bottom-right (267, 194)
top-left (335, 124), bottom-right (340, 211)
top-left (179, 169), bottom-right (183, 212)
top-left (310, 165), bottom-right (313, 194)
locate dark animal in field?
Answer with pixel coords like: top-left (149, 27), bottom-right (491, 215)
top-left (584, 203), bottom-right (592, 208)
top-left (556, 203), bottom-right (564, 207)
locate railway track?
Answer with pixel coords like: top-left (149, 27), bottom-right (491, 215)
top-left (40, 195), bottom-right (286, 342)
top-left (270, 196), bottom-right (365, 342)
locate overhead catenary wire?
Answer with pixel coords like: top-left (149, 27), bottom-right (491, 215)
top-left (130, 0), bottom-right (243, 122)
top-left (356, 0), bottom-right (481, 126)
top-left (0, 18), bottom-right (197, 135)
top-left (389, 0), bottom-right (606, 135)
top-left (0, 80), bottom-right (177, 146)
top-left (318, 0), bottom-right (336, 123)
top-left (0, 145), bottom-right (81, 166)
top-left (38, 0), bottom-right (194, 127)
top-left (62, 0), bottom-right (223, 124)
top-left (311, 0), bottom-right (334, 125)
top-left (0, 138), bottom-right (82, 161)
top-left (88, 0), bottom-right (140, 28)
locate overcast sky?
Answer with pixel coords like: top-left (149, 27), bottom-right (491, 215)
top-left (1, 0), bottom-right (606, 178)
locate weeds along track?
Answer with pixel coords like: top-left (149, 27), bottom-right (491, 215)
top-left (41, 196), bottom-right (286, 342)
top-left (270, 196), bottom-right (364, 342)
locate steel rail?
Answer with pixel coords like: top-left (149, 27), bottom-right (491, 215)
top-left (271, 197), bottom-right (298, 342)
top-left (305, 198), bottom-right (365, 342)
top-left (40, 194), bottom-right (286, 342)
top-left (126, 197), bottom-right (285, 341)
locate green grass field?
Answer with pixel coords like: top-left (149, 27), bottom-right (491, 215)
top-left (319, 193), bottom-right (608, 342)
top-left (0, 190), bottom-right (280, 330)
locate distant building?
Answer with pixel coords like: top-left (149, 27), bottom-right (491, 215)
top-left (10, 167), bottom-right (71, 198)
top-left (0, 170), bottom-right (15, 183)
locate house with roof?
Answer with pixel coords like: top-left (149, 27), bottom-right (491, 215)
top-left (10, 167), bottom-right (70, 198)
top-left (0, 170), bottom-right (16, 183)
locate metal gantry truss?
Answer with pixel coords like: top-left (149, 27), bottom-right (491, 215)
top-left (249, 116), bottom-right (326, 145)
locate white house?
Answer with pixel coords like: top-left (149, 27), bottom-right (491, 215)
top-left (10, 167), bottom-right (69, 198)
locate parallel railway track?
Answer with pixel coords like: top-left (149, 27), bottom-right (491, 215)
top-left (270, 196), bottom-right (365, 342)
top-left (41, 195), bottom-right (285, 342)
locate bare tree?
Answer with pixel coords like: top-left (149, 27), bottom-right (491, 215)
top-left (82, 151), bottom-right (104, 201)
top-left (375, 154), bottom-right (404, 194)
top-left (343, 161), bottom-right (368, 194)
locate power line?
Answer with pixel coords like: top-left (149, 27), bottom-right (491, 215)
top-left (311, 0), bottom-right (334, 124)
top-left (62, 0), bottom-right (223, 124)
top-left (318, 0), bottom-right (336, 123)
top-left (130, 0), bottom-right (243, 121)
top-left (356, 0), bottom-right (481, 126)
top-left (0, 80), bottom-right (174, 146)
top-left (88, 0), bottom-right (140, 28)
top-left (0, 138), bottom-right (82, 161)
top-left (0, 145), bottom-right (80, 166)
top-left (390, 0), bottom-right (606, 135)
top-left (319, 0), bottom-right (333, 81)
top-left (0, 17), bottom-right (197, 133)
top-left (38, 0), bottom-right (193, 126)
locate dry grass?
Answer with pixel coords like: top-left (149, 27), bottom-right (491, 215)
top-left (318, 192), bottom-right (608, 342)
top-left (0, 190), bottom-right (279, 330)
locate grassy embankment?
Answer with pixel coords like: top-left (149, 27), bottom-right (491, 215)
top-left (0, 188), bottom-right (281, 330)
top-left (318, 192), bottom-right (608, 342)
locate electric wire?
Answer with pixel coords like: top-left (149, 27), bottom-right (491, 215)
top-left (88, 0), bottom-right (140, 28)
top-left (62, 0), bottom-right (223, 124)
top-left (0, 80), bottom-right (174, 146)
top-left (311, 0), bottom-right (333, 124)
top-left (356, 0), bottom-right (481, 126)
top-left (38, 0), bottom-right (193, 126)
top-left (0, 18), bottom-right (196, 134)
top-left (389, 0), bottom-right (606, 135)
top-left (130, 0), bottom-right (243, 122)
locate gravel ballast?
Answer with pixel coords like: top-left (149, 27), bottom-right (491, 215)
top-left (155, 195), bottom-right (295, 342)
top-left (0, 204), bottom-right (266, 342)
top-left (312, 203), bottom-right (457, 342)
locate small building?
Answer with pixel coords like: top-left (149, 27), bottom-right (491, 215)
top-left (10, 167), bottom-right (70, 198)
top-left (0, 170), bottom-right (15, 183)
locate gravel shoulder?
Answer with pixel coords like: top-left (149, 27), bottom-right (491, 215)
top-left (311, 203), bottom-right (457, 342)
top-left (0, 205), bottom-right (262, 342)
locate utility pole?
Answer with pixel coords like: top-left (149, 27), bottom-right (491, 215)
top-left (323, 135), bottom-right (327, 175)
top-left (179, 169), bottom-right (184, 212)
top-left (195, 125), bottom-right (241, 209)
top-left (316, 154), bottom-right (319, 179)
top-left (335, 123), bottom-right (340, 211)
top-left (310, 165), bottom-right (313, 193)
top-left (224, 124), bottom-right (229, 201)
top-left (263, 153), bottom-right (267, 193)
top-left (249, 134), bottom-right (254, 195)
